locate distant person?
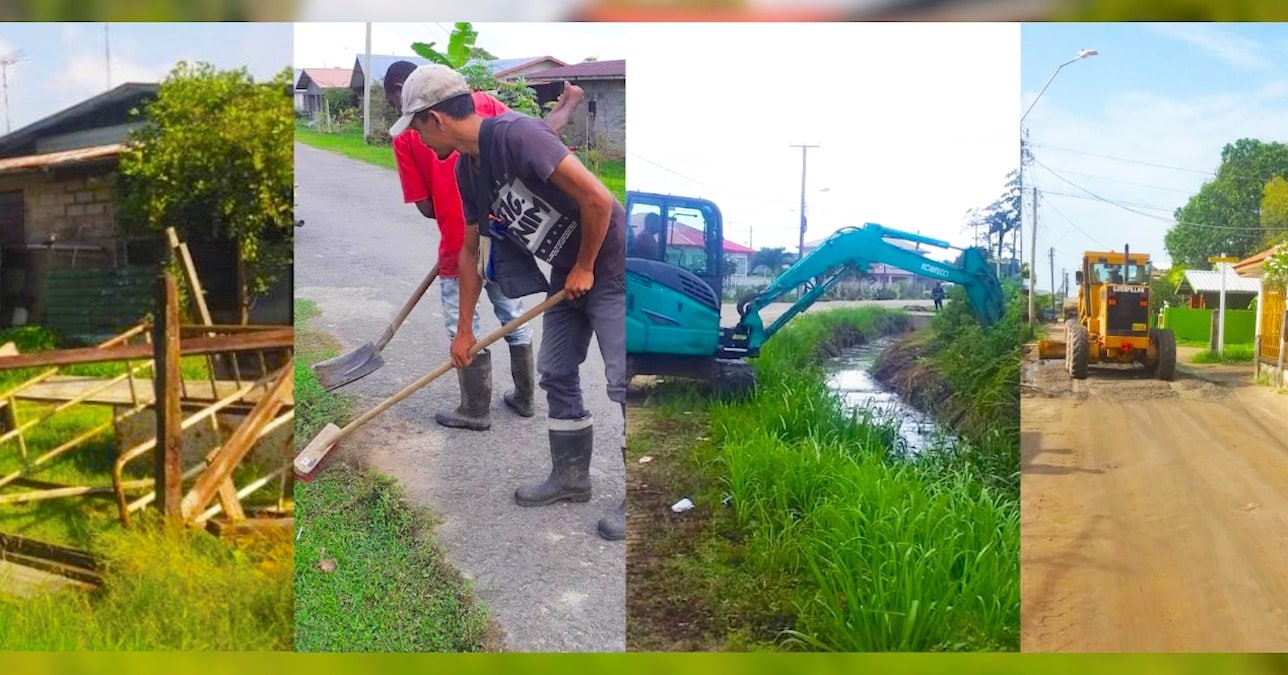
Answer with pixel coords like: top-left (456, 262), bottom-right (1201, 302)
top-left (632, 213), bottom-right (663, 259)
top-left (932, 282), bottom-right (945, 312)
top-left (382, 60), bottom-right (583, 431)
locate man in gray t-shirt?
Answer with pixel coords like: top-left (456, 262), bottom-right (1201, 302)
top-left (392, 64), bottom-right (627, 542)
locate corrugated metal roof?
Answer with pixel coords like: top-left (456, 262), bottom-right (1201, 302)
top-left (0, 83), bottom-right (155, 156)
top-left (1178, 264), bottom-right (1261, 294)
top-left (0, 143), bottom-right (123, 174)
top-left (350, 54), bottom-right (431, 89)
top-left (525, 59), bottom-right (625, 81)
top-left (298, 68), bottom-right (353, 90)
top-left (484, 56), bottom-right (566, 77)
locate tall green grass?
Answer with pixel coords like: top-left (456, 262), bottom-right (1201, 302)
top-left (1191, 344), bottom-right (1256, 363)
top-left (702, 307), bottom-right (1019, 651)
top-left (0, 519), bottom-right (293, 650)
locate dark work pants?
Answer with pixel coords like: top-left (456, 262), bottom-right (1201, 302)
top-left (538, 268), bottom-right (626, 421)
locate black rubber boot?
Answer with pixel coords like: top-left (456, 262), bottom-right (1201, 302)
top-left (515, 415), bottom-right (593, 506)
top-left (435, 349), bottom-right (491, 431)
top-left (597, 408), bottom-right (626, 541)
top-left (503, 343), bottom-right (536, 417)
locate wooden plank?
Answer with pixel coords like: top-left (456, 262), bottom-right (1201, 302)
top-left (181, 364), bottom-right (293, 522)
top-left (0, 479), bottom-right (151, 505)
top-left (14, 376), bottom-right (292, 407)
top-left (0, 532), bottom-right (100, 573)
top-left (0, 329), bottom-right (293, 370)
top-left (154, 273), bottom-right (183, 519)
top-left (206, 516), bottom-right (293, 539)
top-left (168, 229), bottom-right (215, 326)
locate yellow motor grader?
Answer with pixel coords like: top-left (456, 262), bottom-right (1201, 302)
top-left (1038, 246), bottom-right (1176, 380)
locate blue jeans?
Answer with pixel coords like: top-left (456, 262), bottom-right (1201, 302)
top-left (440, 276), bottom-right (533, 346)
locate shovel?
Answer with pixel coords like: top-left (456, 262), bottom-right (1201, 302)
top-left (295, 289), bottom-right (569, 482)
top-left (311, 264), bottom-right (439, 391)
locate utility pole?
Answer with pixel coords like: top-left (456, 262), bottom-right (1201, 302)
top-left (0, 50), bottom-right (24, 134)
top-left (790, 143), bottom-right (819, 260)
top-left (104, 23), bottom-right (112, 89)
top-left (1028, 186), bottom-right (1039, 329)
top-left (362, 23), bottom-right (372, 141)
top-left (1049, 246), bottom-right (1056, 317)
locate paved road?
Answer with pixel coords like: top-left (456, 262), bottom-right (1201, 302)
top-left (294, 143), bottom-right (625, 652)
top-left (1021, 341), bottom-right (1288, 651)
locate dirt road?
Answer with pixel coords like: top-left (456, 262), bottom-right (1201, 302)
top-left (1022, 344), bottom-right (1288, 651)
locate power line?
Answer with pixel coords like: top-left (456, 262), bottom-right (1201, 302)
top-left (628, 151), bottom-right (793, 206)
top-left (1035, 162), bottom-right (1288, 233)
top-left (1044, 167), bottom-right (1198, 195)
top-left (1030, 142), bottom-right (1215, 176)
top-left (1039, 192), bottom-right (1108, 248)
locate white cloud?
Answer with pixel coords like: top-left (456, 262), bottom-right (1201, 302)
top-left (1151, 24), bottom-right (1273, 70)
top-left (59, 50), bottom-right (167, 92)
top-left (1025, 77), bottom-right (1288, 287)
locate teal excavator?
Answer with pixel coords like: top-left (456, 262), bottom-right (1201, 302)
top-left (625, 191), bottom-right (1004, 390)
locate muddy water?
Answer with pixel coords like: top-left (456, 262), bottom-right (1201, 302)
top-left (826, 338), bottom-right (956, 455)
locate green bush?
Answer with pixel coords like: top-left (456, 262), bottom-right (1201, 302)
top-left (0, 325), bottom-right (58, 352)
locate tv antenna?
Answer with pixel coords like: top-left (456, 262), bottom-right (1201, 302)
top-left (0, 50), bottom-right (25, 134)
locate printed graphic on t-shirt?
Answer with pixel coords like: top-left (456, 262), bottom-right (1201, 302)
top-left (493, 177), bottom-right (580, 264)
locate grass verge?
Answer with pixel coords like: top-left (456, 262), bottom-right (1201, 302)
top-left (295, 123), bottom-right (626, 205)
top-left (295, 124), bottom-right (395, 171)
top-left (1191, 344), bottom-right (1256, 363)
top-left (628, 307), bottom-right (1019, 652)
top-left (293, 298), bottom-right (493, 652)
top-left (0, 516), bottom-right (292, 650)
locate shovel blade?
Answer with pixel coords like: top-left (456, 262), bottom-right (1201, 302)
top-left (294, 423), bottom-right (343, 482)
top-left (312, 342), bottom-right (385, 391)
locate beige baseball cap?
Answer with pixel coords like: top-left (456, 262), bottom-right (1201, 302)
top-left (389, 64), bottom-right (470, 137)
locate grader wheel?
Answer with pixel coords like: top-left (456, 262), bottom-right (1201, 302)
top-left (1151, 327), bottom-right (1177, 381)
top-left (1068, 323), bottom-right (1089, 380)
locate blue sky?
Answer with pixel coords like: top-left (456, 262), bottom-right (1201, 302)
top-left (0, 23), bottom-right (291, 134)
top-left (1022, 23), bottom-right (1288, 294)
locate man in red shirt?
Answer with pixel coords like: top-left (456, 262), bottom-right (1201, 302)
top-left (383, 61), bottom-right (583, 431)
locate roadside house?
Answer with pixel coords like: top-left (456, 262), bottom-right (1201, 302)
top-left (523, 59), bottom-right (625, 157)
top-left (0, 82), bottom-right (289, 342)
top-left (295, 68), bottom-right (355, 118)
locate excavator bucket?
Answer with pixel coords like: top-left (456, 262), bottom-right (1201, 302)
top-left (959, 248), bottom-right (1006, 327)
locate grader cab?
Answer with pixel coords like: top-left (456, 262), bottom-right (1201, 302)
top-left (1039, 246), bottom-right (1176, 380)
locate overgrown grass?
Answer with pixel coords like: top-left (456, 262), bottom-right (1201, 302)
top-left (294, 299), bottom-right (350, 447)
top-left (294, 465), bottom-right (491, 652)
top-left (637, 307), bottom-right (1018, 651)
top-left (295, 123), bottom-right (396, 171)
top-left (1191, 344), bottom-right (1256, 363)
top-left (293, 299), bottom-right (492, 651)
top-left (0, 518), bottom-right (293, 650)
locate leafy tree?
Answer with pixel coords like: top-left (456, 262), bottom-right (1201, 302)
top-left (751, 247), bottom-right (787, 275)
top-left (1262, 175), bottom-right (1288, 247)
top-left (118, 61), bottom-right (293, 322)
top-left (411, 22), bottom-right (544, 117)
top-left (1165, 138), bottom-right (1288, 268)
top-left (966, 170), bottom-right (1021, 266)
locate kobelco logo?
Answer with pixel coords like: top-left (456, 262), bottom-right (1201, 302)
top-left (919, 264), bottom-right (950, 278)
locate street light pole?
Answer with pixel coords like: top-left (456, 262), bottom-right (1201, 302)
top-left (1021, 48), bottom-right (1097, 330)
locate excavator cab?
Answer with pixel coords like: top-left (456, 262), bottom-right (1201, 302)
top-left (625, 189), bottom-right (1006, 390)
top-left (625, 192), bottom-right (730, 379)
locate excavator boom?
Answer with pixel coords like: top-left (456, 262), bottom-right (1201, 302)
top-left (720, 223), bottom-right (1004, 358)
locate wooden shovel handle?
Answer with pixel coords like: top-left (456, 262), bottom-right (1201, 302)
top-left (375, 264), bottom-right (440, 351)
top-left (337, 290), bottom-right (568, 439)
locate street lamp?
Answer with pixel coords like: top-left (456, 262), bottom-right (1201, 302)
top-left (1022, 48), bottom-right (1097, 329)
